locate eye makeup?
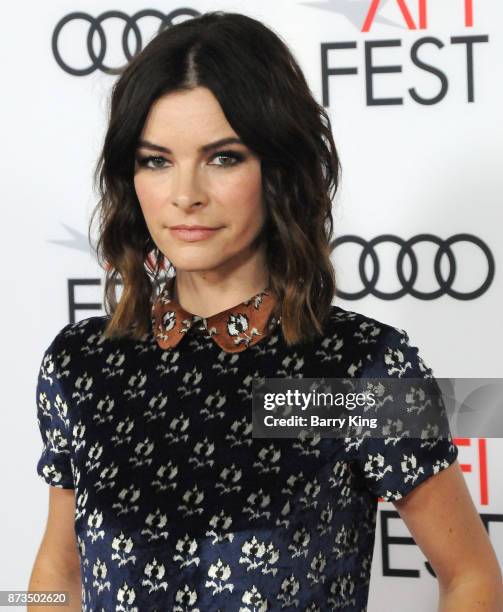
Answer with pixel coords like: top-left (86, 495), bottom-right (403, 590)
top-left (135, 150), bottom-right (246, 170)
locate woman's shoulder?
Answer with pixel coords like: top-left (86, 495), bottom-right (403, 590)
top-left (326, 303), bottom-right (411, 342)
top-left (324, 304), bottom-right (433, 378)
top-left (41, 314), bottom-right (158, 364)
top-left (38, 316), bottom-right (117, 368)
top-left (46, 315), bottom-right (111, 350)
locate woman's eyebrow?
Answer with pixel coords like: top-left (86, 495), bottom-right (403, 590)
top-left (136, 137), bottom-right (244, 154)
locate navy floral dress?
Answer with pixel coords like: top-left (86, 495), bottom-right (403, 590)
top-left (35, 276), bottom-right (458, 611)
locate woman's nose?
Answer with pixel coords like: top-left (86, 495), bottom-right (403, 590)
top-left (170, 164), bottom-right (207, 209)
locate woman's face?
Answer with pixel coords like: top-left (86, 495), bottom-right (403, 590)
top-left (134, 86), bottom-right (266, 277)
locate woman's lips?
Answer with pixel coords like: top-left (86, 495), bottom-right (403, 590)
top-left (169, 227), bottom-right (222, 242)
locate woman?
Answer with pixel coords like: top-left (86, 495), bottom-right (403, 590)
top-left (30, 11), bottom-right (502, 612)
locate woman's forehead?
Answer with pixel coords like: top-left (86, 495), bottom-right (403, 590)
top-left (146, 87), bottom-right (227, 127)
top-left (139, 87), bottom-right (237, 150)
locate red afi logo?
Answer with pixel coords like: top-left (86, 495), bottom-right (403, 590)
top-left (362, 0), bottom-right (474, 31)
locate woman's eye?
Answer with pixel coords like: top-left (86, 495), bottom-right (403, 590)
top-left (136, 151), bottom-right (244, 170)
top-left (137, 156), bottom-right (167, 169)
top-left (209, 151), bottom-right (244, 167)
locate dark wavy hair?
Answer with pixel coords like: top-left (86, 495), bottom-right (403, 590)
top-left (90, 10), bottom-right (341, 346)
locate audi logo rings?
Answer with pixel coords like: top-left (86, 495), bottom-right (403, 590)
top-left (52, 9), bottom-right (201, 76)
top-left (331, 234), bottom-right (495, 300)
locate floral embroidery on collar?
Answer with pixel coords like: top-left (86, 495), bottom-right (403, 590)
top-left (151, 276), bottom-right (280, 353)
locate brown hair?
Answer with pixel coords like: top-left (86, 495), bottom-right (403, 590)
top-left (90, 10), bottom-right (341, 347)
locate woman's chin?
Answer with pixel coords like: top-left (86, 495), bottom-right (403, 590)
top-left (168, 257), bottom-right (223, 273)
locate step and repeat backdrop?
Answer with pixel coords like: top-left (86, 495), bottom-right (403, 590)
top-left (3, 1), bottom-right (501, 610)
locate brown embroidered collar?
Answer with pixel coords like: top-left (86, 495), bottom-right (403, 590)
top-left (151, 276), bottom-right (280, 353)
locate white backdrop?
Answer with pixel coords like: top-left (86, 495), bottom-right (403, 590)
top-left (2, 1), bottom-right (501, 610)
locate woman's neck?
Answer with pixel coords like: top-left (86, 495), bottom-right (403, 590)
top-left (172, 260), bottom-right (270, 319)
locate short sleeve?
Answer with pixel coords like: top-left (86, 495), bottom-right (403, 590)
top-left (348, 326), bottom-right (458, 502)
top-left (35, 329), bottom-right (75, 489)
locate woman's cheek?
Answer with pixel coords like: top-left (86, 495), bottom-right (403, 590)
top-left (225, 173), bottom-right (263, 215)
top-left (135, 183), bottom-right (163, 223)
